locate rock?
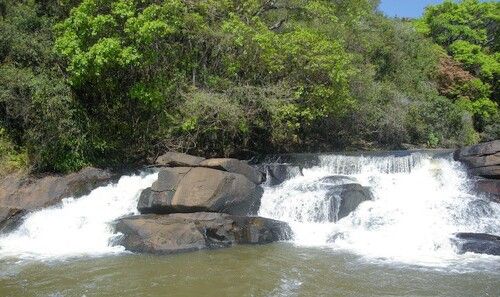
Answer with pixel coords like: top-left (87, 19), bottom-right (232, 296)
top-left (468, 166), bottom-right (500, 179)
top-left (114, 213), bottom-right (292, 255)
top-left (454, 140), bottom-right (500, 178)
top-left (325, 183), bottom-right (373, 222)
top-left (472, 179), bottom-right (499, 202)
top-left (0, 207), bottom-right (24, 233)
top-left (452, 233), bottom-right (500, 256)
top-left (265, 164), bottom-right (303, 186)
top-left (454, 140), bottom-right (500, 159)
top-left (0, 167), bottom-right (113, 231)
top-left (199, 158), bottom-right (264, 184)
top-left (467, 200), bottom-right (494, 217)
top-left (155, 152), bottom-right (205, 167)
top-left (138, 167), bottom-right (263, 215)
top-left (318, 175), bottom-right (357, 185)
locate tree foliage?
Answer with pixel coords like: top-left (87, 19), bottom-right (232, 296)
top-left (0, 0), bottom-right (496, 173)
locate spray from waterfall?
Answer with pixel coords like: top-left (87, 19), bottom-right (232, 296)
top-left (259, 153), bottom-right (500, 266)
top-left (0, 172), bottom-right (157, 260)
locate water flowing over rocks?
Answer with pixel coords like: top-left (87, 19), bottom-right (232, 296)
top-left (114, 213), bottom-right (292, 255)
top-left (0, 167), bottom-right (113, 233)
top-left (325, 183), bottom-right (374, 222)
top-left (452, 233), bottom-right (500, 256)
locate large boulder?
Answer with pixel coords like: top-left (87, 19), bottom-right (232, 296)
top-left (114, 213), bottom-right (292, 255)
top-left (199, 158), bottom-right (264, 184)
top-left (325, 183), bottom-right (373, 222)
top-left (454, 140), bottom-right (500, 178)
top-left (452, 233), bottom-right (500, 256)
top-left (155, 152), bottom-right (205, 167)
top-left (138, 167), bottom-right (263, 215)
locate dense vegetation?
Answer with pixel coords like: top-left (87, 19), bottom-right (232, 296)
top-left (0, 0), bottom-right (498, 174)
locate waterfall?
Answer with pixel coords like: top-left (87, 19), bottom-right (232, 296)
top-left (0, 151), bottom-right (498, 266)
top-left (0, 172), bottom-right (157, 260)
top-left (259, 153), bottom-right (500, 266)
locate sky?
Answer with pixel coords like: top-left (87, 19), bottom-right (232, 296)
top-left (379, 0), bottom-right (445, 18)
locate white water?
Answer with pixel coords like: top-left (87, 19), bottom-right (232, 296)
top-left (0, 172), bottom-right (157, 260)
top-left (259, 153), bottom-right (500, 267)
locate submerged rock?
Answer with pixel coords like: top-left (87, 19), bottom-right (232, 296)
top-left (0, 167), bottom-right (113, 232)
top-left (452, 233), bottom-right (500, 256)
top-left (264, 164), bottom-right (303, 186)
top-left (325, 183), bottom-right (373, 222)
top-left (138, 167), bottom-right (263, 215)
top-left (114, 213), bottom-right (292, 255)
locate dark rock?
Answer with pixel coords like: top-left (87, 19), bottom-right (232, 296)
top-left (452, 233), bottom-right (500, 256)
top-left (468, 166), bottom-right (500, 179)
top-left (0, 207), bottom-right (25, 233)
top-left (265, 164), bottom-right (303, 186)
top-left (114, 213), bottom-right (292, 255)
top-left (138, 167), bottom-right (263, 215)
top-left (325, 183), bottom-right (373, 222)
top-left (0, 167), bottom-right (113, 231)
top-left (472, 179), bottom-right (499, 202)
top-left (155, 152), bottom-right (205, 167)
top-left (454, 140), bottom-right (500, 178)
top-left (454, 140), bottom-right (500, 159)
top-left (199, 158), bottom-right (264, 184)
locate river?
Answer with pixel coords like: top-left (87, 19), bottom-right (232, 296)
top-left (0, 151), bottom-right (499, 296)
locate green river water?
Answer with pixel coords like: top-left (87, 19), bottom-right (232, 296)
top-left (1, 243), bottom-right (499, 297)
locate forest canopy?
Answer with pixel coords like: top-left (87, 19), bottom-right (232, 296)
top-left (0, 0), bottom-right (498, 174)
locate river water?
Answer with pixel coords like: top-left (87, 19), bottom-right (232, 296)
top-left (0, 151), bottom-right (499, 296)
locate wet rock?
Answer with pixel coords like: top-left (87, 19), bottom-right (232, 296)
top-left (0, 167), bottom-right (113, 231)
top-left (472, 179), bottom-right (499, 203)
top-left (265, 164), bottom-right (303, 186)
top-left (452, 233), bottom-right (500, 256)
top-left (199, 158), bottom-right (264, 184)
top-left (467, 200), bottom-right (494, 217)
top-left (155, 152), bottom-right (205, 167)
top-left (138, 167), bottom-right (263, 215)
top-left (325, 183), bottom-right (373, 222)
top-left (114, 213), bottom-right (292, 255)
top-left (454, 140), bottom-right (500, 178)
top-left (0, 207), bottom-right (25, 233)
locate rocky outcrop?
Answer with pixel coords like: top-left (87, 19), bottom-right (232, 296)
top-left (325, 183), bottom-right (373, 222)
top-left (452, 232), bottom-right (500, 256)
top-left (0, 167), bottom-right (113, 231)
top-left (199, 158), bottom-right (264, 184)
top-left (155, 152), bottom-right (205, 167)
top-left (124, 152), bottom-right (291, 255)
top-left (138, 167), bottom-right (263, 215)
top-left (454, 140), bottom-right (500, 179)
top-left (472, 179), bottom-right (499, 202)
top-left (114, 213), bottom-right (292, 255)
